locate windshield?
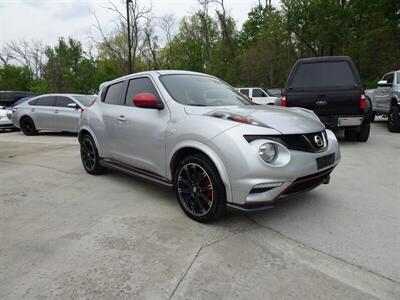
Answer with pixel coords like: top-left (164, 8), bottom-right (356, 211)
top-left (160, 74), bottom-right (252, 106)
top-left (72, 95), bottom-right (96, 107)
top-left (290, 61), bottom-right (357, 89)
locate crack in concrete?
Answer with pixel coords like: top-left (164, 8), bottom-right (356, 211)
top-left (1, 144), bottom-right (76, 159)
top-left (246, 215), bottom-right (400, 286)
top-left (168, 239), bottom-right (220, 300)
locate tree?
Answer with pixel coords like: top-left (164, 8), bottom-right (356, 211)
top-left (0, 65), bottom-right (31, 90)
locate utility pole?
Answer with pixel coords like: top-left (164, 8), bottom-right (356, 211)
top-left (126, 0), bottom-right (132, 74)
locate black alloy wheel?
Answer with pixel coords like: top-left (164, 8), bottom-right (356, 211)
top-left (388, 106), bottom-right (400, 132)
top-left (175, 154), bottom-right (226, 222)
top-left (80, 134), bottom-right (106, 175)
top-left (20, 117), bottom-right (37, 136)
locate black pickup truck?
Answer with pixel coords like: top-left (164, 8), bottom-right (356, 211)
top-left (280, 56), bottom-right (371, 142)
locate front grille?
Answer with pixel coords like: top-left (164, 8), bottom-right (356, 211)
top-left (244, 131), bottom-right (328, 153)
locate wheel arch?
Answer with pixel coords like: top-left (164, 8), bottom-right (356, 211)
top-left (78, 126), bottom-right (102, 155)
top-left (19, 114), bottom-right (33, 126)
top-left (168, 141), bottom-right (233, 204)
top-left (391, 97), bottom-right (399, 107)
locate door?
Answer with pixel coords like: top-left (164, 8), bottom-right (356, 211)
top-left (375, 73), bottom-right (393, 111)
top-left (251, 88), bottom-right (271, 105)
top-left (32, 96), bottom-right (56, 129)
top-left (112, 77), bottom-right (170, 177)
top-left (53, 96), bottom-right (81, 132)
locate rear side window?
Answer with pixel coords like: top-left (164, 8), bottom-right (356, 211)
top-left (104, 82), bottom-right (124, 105)
top-left (55, 96), bottom-right (74, 107)
top-left (290, 61), bottom-right (357, 89)
top-left (397, 73), bottom-right (400, 84)
top-left (239, 89), bottom-right (249, 96)
top-left (125, 77), bottom-right (160, 107)
top-left (383, 73), bottom-right (394, 84)
top-left (36, 96), bottom-right (56, 106)
top-left (252, 88), bottom-right (267, 97)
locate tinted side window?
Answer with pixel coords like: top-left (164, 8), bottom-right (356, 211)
top-left (397, 73), bottom-right (400, 85)
top-left (36, 96), bottom-right (56, 106)
top-left (104, 82), bottom-right (124, 105)
top-left (29, 99), bottom-right (38, 106)
top-left (56, 96), bottom-right (74, 107)
top-left (252, 89), bottom-right (266, 97)
top-left (240, 89), bottom-right (249, 96)
top-left (383, 73), bottom-right (394, 84)
top-left (290, 61), bottom-right (357, 89)
top-left (125, 77), bottom-right (161, 107)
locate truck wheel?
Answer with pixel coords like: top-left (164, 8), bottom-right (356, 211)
top-left (388, 105), bottom-right (400, 132)
top-left (344, 129), bottom-right (358, 141)
top-left (357, 123), bottom-right (370, 142)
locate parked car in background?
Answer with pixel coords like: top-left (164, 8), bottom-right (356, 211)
top-left (365, 71), bottom-right (400, 132)
top-left (0, 91), bottom-right (36, 107)
top-left (79, 70), bottom-right (340, 222)
top-left (6, 96), bottom-right (35, 122)
top-left (237, 87), bottom-right (277, 105)
top-left (0, 106), bottom-right (16, 131)
top-left (12, 94), bottom-right (96, 135)
top-left (278, 56), bottom-right (371, 142)
top-left (267, 88), bottom-right (283, 97)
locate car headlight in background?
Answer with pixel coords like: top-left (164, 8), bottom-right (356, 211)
top-left (259, 142), bottom-right (277, 163)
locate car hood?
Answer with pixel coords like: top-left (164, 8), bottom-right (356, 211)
top-left (184, 105), bottom-right (325, 134)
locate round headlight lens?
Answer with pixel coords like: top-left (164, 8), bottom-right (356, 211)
top-left (259, 143), bottom-right (277, 163)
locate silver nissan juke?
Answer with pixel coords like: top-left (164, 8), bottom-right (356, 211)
top-left (79, 70), bottom-right (340, 222)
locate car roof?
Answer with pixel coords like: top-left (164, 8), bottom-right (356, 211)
top-left (295, 56), bottom-right (353, 63)
top-left (101, 70), bottom-right (214, 88)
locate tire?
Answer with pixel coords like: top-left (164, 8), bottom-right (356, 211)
top-left (358, 123), bottom-right (370, 142)
top-left (174, 153), bottom-right (226, 222)
top-left (344, 128), bottom-right (358, 141)
top-left (371, 111), bottom-right (376, 123)
top-left (388, 105), bottom-right (400, 132)
top-left (20, 117), bottom-right (38, 136)
top-left (80, 134), bottom-right (107, 175)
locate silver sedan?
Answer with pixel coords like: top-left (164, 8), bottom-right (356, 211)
top-left (12, 94), bottom-right (96, 135)
top-left (79, 71), bottom-right (340, 222)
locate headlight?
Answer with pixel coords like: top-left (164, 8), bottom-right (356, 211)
top-left (259, 143), bottom-right (277, 163)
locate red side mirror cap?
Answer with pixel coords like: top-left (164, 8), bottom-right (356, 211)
top-left (133, 93), bottom-right (159, 109)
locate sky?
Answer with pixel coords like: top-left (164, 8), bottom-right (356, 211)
top-left (0, 0), bottom-right (280, 49)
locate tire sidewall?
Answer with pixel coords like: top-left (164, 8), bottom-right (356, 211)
top-left (80, 134), bottom-right (102, 174)
top-left (174, 154), bottom-right (226, 222)
top-left (388, 106), bottom-right (400, 132)
top-left (21, 117), bottom-right (37, 136)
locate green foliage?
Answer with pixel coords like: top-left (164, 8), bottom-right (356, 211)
top-left (0, 65), bottom-right (31, 90)
top-left (0, 0), bottom-right (399, 93)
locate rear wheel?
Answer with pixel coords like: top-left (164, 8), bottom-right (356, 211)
top-left (174, 154), bottom-right (226, 222)
top-left (80, 134), bottom-right (106, 175)
top-left (388, 105), bottom-right (400, 132)
top-left (344, 123), bottom-right (370, 142)
top-left (20, 117), bottom-right (38, 136)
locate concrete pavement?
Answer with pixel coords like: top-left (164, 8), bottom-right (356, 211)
top-left (0, 121), bottom-right (399, 299)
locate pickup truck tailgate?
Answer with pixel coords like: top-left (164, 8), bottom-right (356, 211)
top-left (286, 89), bottom-right (363, 116)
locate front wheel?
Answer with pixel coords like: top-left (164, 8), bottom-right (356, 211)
top-left (174, 154), bottom-right (226, 222)
top-left (80, 134), bottom-right (106, 175)
top-left (388, 106), bottom-right (400, 132)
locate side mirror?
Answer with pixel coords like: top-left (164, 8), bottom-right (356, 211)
top-left (67, 102), bottom-right (80, 109)
top-left (133, 93), bottom-right (163, 109)
top-left (377, 80), bottom-right (390, 87)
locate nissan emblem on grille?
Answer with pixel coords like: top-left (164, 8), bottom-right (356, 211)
top-left (314, 135), bottom-right (324, 147)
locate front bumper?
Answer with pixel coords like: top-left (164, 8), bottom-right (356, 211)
top-left (208, 127), bottom-right (340, 208)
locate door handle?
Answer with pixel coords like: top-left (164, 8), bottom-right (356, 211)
top-left (54, 110), bottom-right (59, 114)
top-left (118, 115), bottom-right (126, 122)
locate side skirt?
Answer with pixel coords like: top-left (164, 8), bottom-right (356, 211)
top-left (100, 158), bottom-right (173, 188)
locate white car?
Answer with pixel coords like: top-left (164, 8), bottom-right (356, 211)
top-left (0, 106), bottom-right (15, 131)
top-left (237, 87), bottom-right (277, 105)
